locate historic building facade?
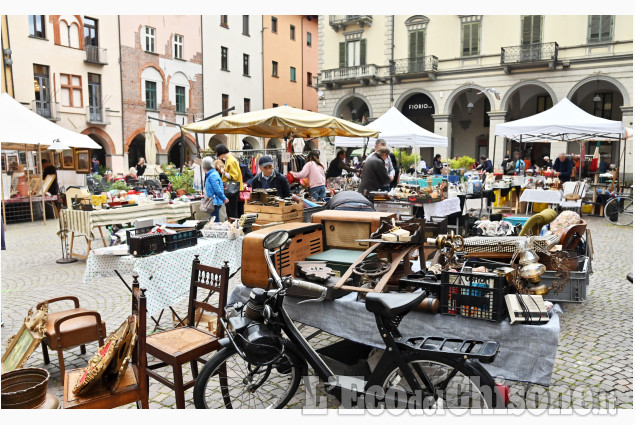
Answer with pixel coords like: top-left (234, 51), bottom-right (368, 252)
top-left (202, 15), bottom-right (264, 151)
top-left (119, 15), bottom-right (203, 168)
top-left (2, 15), bottom-right (124, 175)
top-left (317, 15), bottom-right (633, 179)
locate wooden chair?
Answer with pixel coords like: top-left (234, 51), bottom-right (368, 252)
top-left (37, 297), bottom-right (107, 378)
top-left (145, 256), bottom-right (229, 409)
top-left (559, 219), bottom-right (588, 252)
top-left (63, 275), bottom-right (149, 409)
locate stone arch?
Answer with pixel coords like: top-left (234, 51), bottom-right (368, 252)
top-left (125, 127), bottom-right (160, 153)
top-left (567, 74), bottom-right (630, 107)
top-left (405, 15), bottom-right (430, 26)
top-left (333, 92), bottom-right (374, 120)
top-left (165, 133), bottom-right (197, 154)
top-left (208, 134), bottom-right (227, 150)
top-left (444, 84), bottom-right (495, 114)
top-left (266, 138), bottom-right (282, 149)
top-left (242, 136), bottom-right (261, 150)
top-left (501, 80), bottom-right (558, 112)
top-left (395, 88), bottom-right (440, 114)
top-left (81, 127), bottom-right (116, 155)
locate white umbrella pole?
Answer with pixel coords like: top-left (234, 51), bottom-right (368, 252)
top-left (38, 144), bottom-right (45, 225)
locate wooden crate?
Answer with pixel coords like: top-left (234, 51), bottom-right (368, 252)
top-left (254, 209), bottom-right (304, 222)
top-left (245, 200), bottom-right (304, 215)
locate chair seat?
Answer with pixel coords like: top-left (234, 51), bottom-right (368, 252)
top-left (560, 200), bottom-right (582, 208)
top-left (146, 328), bottom-right (218, 359)
top-left (46, 308), bottom-right (107, 349)
top-left (64, 366), bottom-right (140, 409)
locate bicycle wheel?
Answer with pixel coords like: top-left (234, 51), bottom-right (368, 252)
top-left (605, 196), bottom-right (633, 226)
top-left (193, 346), bottom-right (304, 409)
top-left (370, 351), bottom-right (501, 409)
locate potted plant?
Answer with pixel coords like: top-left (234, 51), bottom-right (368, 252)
top-left (167, 169), bottom-right (195, 196)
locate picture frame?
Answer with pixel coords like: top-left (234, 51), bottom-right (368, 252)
top-left (61, 149), bottom-right (75, 170)
top-left (7, 153), bottom-right (19, 172)
top-left (75, 148), bottom-right (90, 174)
top-left (1, 304), bottom-right (48, 373)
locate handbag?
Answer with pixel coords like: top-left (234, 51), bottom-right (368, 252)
top-left (199, 196), bottom-right (216, 214)
top-left (224, 178), bottom-right (240, 197)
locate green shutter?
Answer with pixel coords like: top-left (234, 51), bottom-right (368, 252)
top-left (522, 16), bottom-right (542, 45)
top-left (360, 39), bottom-right (366, 65)
top-left (589, 15), bottom-right (600, 41)
top-left (409, 31), bottom-right (416, 59)
top-left (601, 15), bottom-right (612, 40)
top-left (532, 16), bottom-right (542, 43)
top-left (521, 16), bottom-right (532, 44)
top-left (339, 42), bottom-right (346, 68)
top-left (417, 30), bottom-right (425, 57)
top-left (462, 23), bottom-right (470, 56)
top-left (471, 22), bottom-right (480, 55)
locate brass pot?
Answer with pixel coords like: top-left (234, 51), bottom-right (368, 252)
top-left (1, 368), bottom-right (50, 409)
top-left (519, 262), bottom-right (546, 284)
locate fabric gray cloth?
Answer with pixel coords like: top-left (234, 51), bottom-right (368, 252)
top-left (230, 284), bottom-right (562, 386)
top-left (325, 190), bottom-right (374, 211)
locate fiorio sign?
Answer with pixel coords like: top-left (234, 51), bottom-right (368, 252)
top-left (402, 93), bottom-right (435, 117)
top-left (408, 103), bottom-right (433, 110)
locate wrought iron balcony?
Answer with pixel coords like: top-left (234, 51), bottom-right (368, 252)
top-left (85, 45), bottom-right (108, 65)
top-left (390, 56), bottom-right (438, 79)
top-left (501, 42), bottom-right (558, 72)
top-left (329, 15), bottom-right (373, 31)
top-left (32, 100), bottom-right (60, 121)
top-left (86, 105), bottom-right (110, 125)
top-left (320, 64), bottom-right (380, 87)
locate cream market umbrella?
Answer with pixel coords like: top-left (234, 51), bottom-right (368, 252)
top-left (225, 112), bottom-right (242, 151)
top-left (183, 105), bottom-right (379, 140)
top-left (143, 119), bottom-right (160, 177)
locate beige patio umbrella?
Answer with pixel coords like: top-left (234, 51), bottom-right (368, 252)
top-left (144, 118), bottom-right (159, 176)
top-left (224, 111), bottom-right (242, 151)
top-left (183, 105), bottom-right (379, 140)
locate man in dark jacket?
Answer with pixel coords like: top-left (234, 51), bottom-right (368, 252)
top-left (326, 150), bottom-right (356, 178)
top-left (553, 153), bottom-right (574, 182)
top-left (358, 147), bottom-right (391, 198)
top-left (249, 155), bottom-right (291, 198)
top-left (475, 155), bottom-right (493, 173)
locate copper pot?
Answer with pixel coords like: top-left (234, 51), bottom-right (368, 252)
top-left (1, 368), bottom-right (50, 409)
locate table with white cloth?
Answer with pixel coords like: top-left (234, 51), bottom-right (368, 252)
top-left (61, 201), bottom-right (197, 260)
top-left (421, 197), bottom-right (461, 220)
top-left (84, 236), bottom-right (243, 316)
top-left (229, 284), bottom-right (562, 386)
top-left (519, 189), bottom-right (562, 214)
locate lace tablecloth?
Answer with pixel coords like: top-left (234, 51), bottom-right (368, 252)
top-left (422, 197), bottom-right (461, 220)
top-left (84, 237), bottom-right (243, 315)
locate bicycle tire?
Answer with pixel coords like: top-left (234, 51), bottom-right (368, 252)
top-left (367, 350), bottom-right (502, 409)
top-left (604, 196), bottom-right (633, 226)
top-left (193, 345), bottom-right (304, 409)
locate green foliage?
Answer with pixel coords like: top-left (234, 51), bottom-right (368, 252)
top-left (449, 156), bottom-right (476, 170)
top-left (98, 165), bottom-right (110, 175)
top-left (168, 169), bottom-right (195, 192)
top-left (110, 180), bottom-right (131, 191)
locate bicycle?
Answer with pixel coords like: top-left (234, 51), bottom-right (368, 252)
top-left (193, 230), bottom-right (509, 410)
top-left (604, 192), bottom-right (633, 226)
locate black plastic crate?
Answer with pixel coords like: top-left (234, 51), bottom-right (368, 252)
top-left (440, 270), bottom-right (511, 322)
top-left (164, 229), bottom-right (198, 251)
top-left (303, 205), bottom-right (326, 222)
top-left (126, 226), bottom-right (154, 245)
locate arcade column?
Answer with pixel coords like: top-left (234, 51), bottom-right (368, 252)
top-left (432, 114), bottom-right (453, 159)
top-left (487, 111), bottom-right (508, 169)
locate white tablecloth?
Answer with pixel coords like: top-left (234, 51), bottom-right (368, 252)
top-left (83, 237), bottom-right (243, 315)
top-left (422, 197), bottom-right (461, 220)
top-left (519, 189), bottom-right (562, 205)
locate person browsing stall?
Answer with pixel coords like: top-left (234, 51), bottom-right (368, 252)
top-left (290, 150), bottom-right (327, 201)
top-left (214, 144), bottom-right (243, 218)
top-left (358, 147), bottom-right (391, 198)
top-left (432, 154), bottom-right (443, 175)
top-left (326, 150), bottom-right (356, 178)
top-left (135, 157), bottom-right (147, 177)
top-left (553, 153), bottom-right (574, 182)
top-left (250, 155), bottom-right (291, 198)
top-left (42, 159), bottom-right (59, 195)
top-left (475, 155), bottom-right (493, 173)
top-left (202, 156), bottom-right (229, 223)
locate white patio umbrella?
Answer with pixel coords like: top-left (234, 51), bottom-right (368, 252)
top-left (144, 119), bottom-right (160, 176)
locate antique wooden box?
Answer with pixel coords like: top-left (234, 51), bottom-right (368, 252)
top-left (310, 210), bottom-right (396, 251)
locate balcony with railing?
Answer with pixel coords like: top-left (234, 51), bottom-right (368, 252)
top-left (320, 64), bottom-right (381, 87)
top-left (329, 15), bottom-right (373, 31)
top-left (32, 100), bottom-right (60, 121)
top-left (501, 42), bottom-right (558, 73)
top-left (85, 45), bottom-right (108, 65)
top-left (86, 105), bottom-right (110, 125)
top-left (390, 56), bottom-right (438, 80)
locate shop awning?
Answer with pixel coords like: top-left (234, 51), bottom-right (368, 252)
top-left (0, 93), bottom-right (101, 149)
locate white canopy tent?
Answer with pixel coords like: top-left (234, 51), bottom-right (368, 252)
top-left (0, 93), bottom-right (101, 149)
top-left (334, 106), bottom-right (448, 148)
top-left (1, 92), bottom-right (101, 225)
top-left (494, 97), bottom-right (627, 183)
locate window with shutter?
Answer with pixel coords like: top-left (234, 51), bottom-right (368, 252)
top-left (339, 42), bottom-right (346, 68)
top-left (461, 21), bottom-right (480, 57)
top-left (521, 15), bottom-right (542, 45)
top-left (588, 15), bottom-right (614, 43)
top-left (359, 39), bottom-right (366, 65)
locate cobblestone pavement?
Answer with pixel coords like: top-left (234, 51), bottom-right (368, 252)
top-left (1, 215), bottom-right (632, 410)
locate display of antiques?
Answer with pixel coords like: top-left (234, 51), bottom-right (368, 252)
top-left (508, 237), bottom-right (570, 296)
top-left (1, 304), bottom-right (48, 373)
top-left (72, 315), bottom-right (137, 395)
top-left (245, 189), bottom-right (304, 224)
top-left (127, 224), bottom-right (198, 257)
top-left (471, 219), bottom-right (519, 237)
top-left (1, 367), bottom-right (59, 409)
top-left (393, 179), bottom-right (447, 203)
top-left (201, 220), bottom-right (243, 239)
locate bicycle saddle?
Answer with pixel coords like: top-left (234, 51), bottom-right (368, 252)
top-left (365, 291), bottom-right (426, 320)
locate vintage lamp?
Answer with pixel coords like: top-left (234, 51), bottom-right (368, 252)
top-left (516, 238), bottom-right (547, 295)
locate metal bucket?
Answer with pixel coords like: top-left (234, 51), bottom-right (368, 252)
top-left (1, 367), bottom-right (50, 409)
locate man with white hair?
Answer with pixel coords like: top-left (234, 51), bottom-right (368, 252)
top-left (553, 153), bottom-right (574, 182)
top-left (543, 155), bottom-right (553, 169)
top-left (372, 139), bottom-right (394, 190)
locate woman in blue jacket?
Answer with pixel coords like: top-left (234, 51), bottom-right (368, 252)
top-left (202, 156), bottom-right (229, 222)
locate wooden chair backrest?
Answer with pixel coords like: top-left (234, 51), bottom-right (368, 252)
top-left (188, 256), bottom-right (230, 338)
top-left (559, 220), bottom-right (588, 251)
top-left (131, 274), bottom-right (148, 399)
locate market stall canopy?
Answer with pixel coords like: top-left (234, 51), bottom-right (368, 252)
top-left (0, 93), bottom-right (101, 150)
top-left (334, 107), bottom-right (448, 148)
top-left (183, 105), bottom-right (379, 139)
top-left (494, 98), bottom-right (626, 143)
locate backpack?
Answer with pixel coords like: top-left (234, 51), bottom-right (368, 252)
top-left (505, 161), bottom-right (515, 174)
